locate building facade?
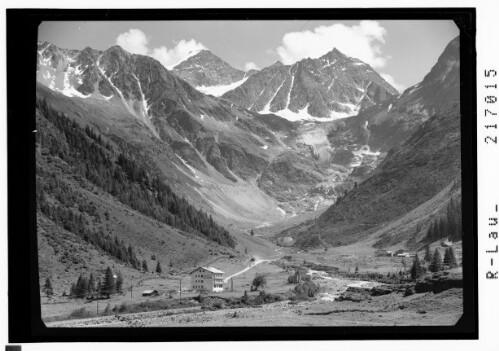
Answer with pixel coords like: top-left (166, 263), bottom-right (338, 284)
top-left (190, 266), bottom-right (224, 292)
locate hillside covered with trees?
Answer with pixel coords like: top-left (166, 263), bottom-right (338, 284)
top-left (36, 98), bottom-right (235, 250)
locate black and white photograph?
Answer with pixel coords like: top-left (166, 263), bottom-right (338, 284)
top-left (30, 17), bottom-right (468, 329)
top-left (5, 5), bottom-right (487, 345)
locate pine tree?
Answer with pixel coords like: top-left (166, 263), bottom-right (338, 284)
top-left (116, 271), bottom-right (124, 293)
top-left (424, 245), bottom-right (433, 263)
top-left (101, 267), bottom-right (115, 297)
top-left (427, 222), bottom-right (435, 241)
top-left (444, 247), bottom-right (458, 268)
top-left (87, 273), bottom-right (96, 296)
top-left (43, 277), bottom-right (54, 297)
top-left (75, 274), bottom-right (88, 298)
top-left (410, 255), bottom-right (423, 280)
top-left (355, 266), bottom-right (359, 274)
top-left (96, 279), bottom-right (102, 295)
top-left (156, 261), bottom-right (162, 274)
top-left (447, 200), bottom-right (457, 239)
top-left (69, 283), bottom-right (76, 298)
top-left (429, 248), bottom-right (443, 272)
top-left (250, 229), bottom-right (255, 236)
top-left (433, 220), bottom-right (440, 240)
top-left (439, 217), bottom-right (448, 240)
top-left (142, 259), bottom-right (148, 272)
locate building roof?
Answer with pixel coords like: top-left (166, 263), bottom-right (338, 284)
top-left (190, 266), bottom-right (224, 274)
top-left (142, 290), bottom-right (158, 294)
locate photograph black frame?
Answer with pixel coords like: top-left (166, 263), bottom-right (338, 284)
top-left (6, 7), bottom-right (477, 342)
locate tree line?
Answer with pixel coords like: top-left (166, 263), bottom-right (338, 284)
top-left (36, 98), bottom-right (235, 248)
top-left (426, 198), bottom-right (462, 242)
top-left (44, 267), bottom-right (124, 299)
top-left (410, 246), bottom-right (458, 280)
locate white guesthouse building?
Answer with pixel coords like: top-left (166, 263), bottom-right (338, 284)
top-left (190, 267), bottom-right (224, 292)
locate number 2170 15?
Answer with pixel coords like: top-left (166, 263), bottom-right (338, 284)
top-left (485, 69), bottom-right (498, 144)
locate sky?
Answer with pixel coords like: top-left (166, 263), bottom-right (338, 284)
top-left (38, 20), bottom-right (459, 92)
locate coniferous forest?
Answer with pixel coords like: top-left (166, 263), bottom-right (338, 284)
top-left (425, 198), bottom-right (463, 242)
top-left (35, 98), bottom-right (236, 267)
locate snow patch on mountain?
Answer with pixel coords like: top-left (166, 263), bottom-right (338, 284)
top-left (269, 105), bottom-right (353, 122)
top-left (132, 73), bottom-right (150, 118)
top-left (277, 207), bottom-right (286, 216)
top-left (327, 79), bottom-right (335, 92)
top-left (285, 70), bottom-right (295, 109)
top-left (61, 67), bottom-right (90, 98)
top-left (175, 154), bottom-right (204, 183)
top-left (195, 77), bottom-right (248, 97)
top-left (261, 80), bottom-right (285, 113)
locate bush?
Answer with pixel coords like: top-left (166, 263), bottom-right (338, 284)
top-left (118, 302), bottom-right (128, 313)
top-left (287, 274), bottom-right (297, 284)
top-left (251, 274), bottom-right (266, 291)
top-left (69, 307), bottom-right (91, 319)
top-left (103, 303), bottom-right (111, 315)
top-left (241, 290), bottom-right (250, 304)
top-left (194, 292), bottom-right (209, 303)
top-left (212, 301), bottom-right (225, 309)
top-left (294, 281), bottom-right (320, 298)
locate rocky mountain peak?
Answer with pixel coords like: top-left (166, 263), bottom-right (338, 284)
top-left (103, 45), bottom-right (132, 61)
top-left (172, 48), bottom-right (252, 89)
top-left (221, 48), bottom-right (398, 120)
top-left (419, 36), bottom-right (459, 88)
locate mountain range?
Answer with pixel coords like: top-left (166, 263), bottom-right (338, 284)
top-left (35, 34), bottom-right (461, 282)
top-left (221, 48), bottom-right (399, 120)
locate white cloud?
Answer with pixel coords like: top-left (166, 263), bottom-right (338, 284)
top-left (380, 73), bottom-right (406, 94)
top-left (116, 29), bottom-right (149, 55)
top-left (115, 29), bottom-right (207, 69)
top-left (276, 21), bottom-right (388, 68)
top-left (151, 39), bottom-right (206, 69)
top-left (244, 62), bottom-right (259, 71)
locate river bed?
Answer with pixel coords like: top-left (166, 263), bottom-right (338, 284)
top-left (306, 269), bottom-right (382, 301)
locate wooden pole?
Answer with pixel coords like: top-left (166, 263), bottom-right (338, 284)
top-left (130, 284), bottom-right (133, 298)
top-left (179, 279), bottom-right (182, 300)
top-left (231, 277), bottom-right (233, 292)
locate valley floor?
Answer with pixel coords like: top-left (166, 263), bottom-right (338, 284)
top-left (41, 243), bottom-right (463, 327)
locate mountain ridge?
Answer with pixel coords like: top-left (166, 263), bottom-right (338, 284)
top-left (220, 47), bottom-right (399, 121)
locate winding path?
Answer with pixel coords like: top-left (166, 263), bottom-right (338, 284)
top-left (223, 257), bottom-right (278, 283)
